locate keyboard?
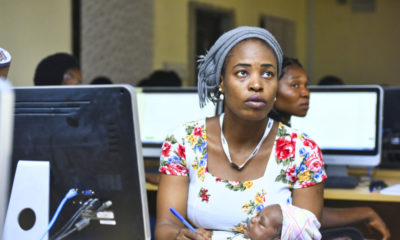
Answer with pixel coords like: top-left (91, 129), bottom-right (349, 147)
top-left (324, 176), bottom-right (360, 189)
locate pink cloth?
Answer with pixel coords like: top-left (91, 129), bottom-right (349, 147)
top-left (281, 204), bottom-right (321, 240)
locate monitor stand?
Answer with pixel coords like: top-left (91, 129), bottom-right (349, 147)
top-left (3, 160), bottom-right (49, 240)
top-left (325, 165), bottom-right (349, 177)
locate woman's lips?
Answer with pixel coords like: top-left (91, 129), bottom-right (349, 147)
top-left (245, 95), bottom-right (267, 108)
top-left (299, 102), bottom-right (309, 110)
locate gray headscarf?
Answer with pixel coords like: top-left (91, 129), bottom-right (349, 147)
top-left (197, 26), bottom-right (283, 107)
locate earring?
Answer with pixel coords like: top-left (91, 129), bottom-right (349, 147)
top-left (219, 87), bottom-right (224, 101)
top-left (274, 97), bottom-right (277, 102)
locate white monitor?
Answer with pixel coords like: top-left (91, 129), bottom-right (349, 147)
top-left (136, 87), bottom-right (218, 158)
top-left (0, 79), bottom-right (14, 237)
top-left (290, 85), bottom-right (383, 175)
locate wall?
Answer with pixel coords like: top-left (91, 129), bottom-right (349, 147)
top-left (0, 0), bottom-right (72, 86)
top-left (153, 0), bottom-right (308, 85)
top-left (81, 0), bottom-right (153, 85)
top-left (312, 0), bottom-right (400, 86)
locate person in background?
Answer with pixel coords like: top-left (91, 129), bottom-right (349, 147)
top-left (90, 76), bottom-right (113, 84)
top-left (0, 47), bottom-right (12, 79)
top-left (33, 53), bottom-right (82, 86)
top-left (138, 70), bottom-right (182, 87)
top-left (270, 56), bottom-right (390, 240)
top-left (318, 75), bottom-right (344, 86)
top-left (155, 26), bottom-right (326, 240)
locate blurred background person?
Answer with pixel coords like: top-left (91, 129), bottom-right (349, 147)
top-left (33, 52), bottom-right (82, 86)
top-left (137, 70), bottom-right (181, 87)
top-left (318, 75), bottom-right (344, 86)
top-left (90, 76), bottom-right (113, 85)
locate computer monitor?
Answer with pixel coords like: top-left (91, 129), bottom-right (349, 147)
top-left (290, 85), bottom-right (383, 176)
top-left (380, 87), bottom-right (400, 168)
top-left (0, 80), bottom-right (14, 237)
top-left (136, 87), bottom-right (218, 158)
top-left (7, 85), bottom-right (150, 239)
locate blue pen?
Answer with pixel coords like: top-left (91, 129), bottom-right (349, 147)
top-left (170, 207), bottom-right (198, 233)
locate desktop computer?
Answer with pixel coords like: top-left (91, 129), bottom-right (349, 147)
top-left (136, 87), bottom-right (219, 159)
top-left (291, 85), bottom-right (383, 188)
top-left (5, 85), bottom-right (151, 239)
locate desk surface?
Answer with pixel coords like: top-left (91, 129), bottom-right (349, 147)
top-left (324, 168), bottom-right (400, 202)
top-left (324, 176), bottom-right (400, 202)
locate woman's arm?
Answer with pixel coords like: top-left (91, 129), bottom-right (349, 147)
top-left (292, 183), bottom-right (324, 221)
top-left (321, 207), bottom-right (390, 240)
top-left (155, 174), bottom-right (210, 240)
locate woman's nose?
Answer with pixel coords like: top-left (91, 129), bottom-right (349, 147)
top-left (249, 76), bottom-right (263, 92)
top-left (301, 87), bottom-right (310, 97)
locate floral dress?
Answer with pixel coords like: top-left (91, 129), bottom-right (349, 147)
top-left (159, 118), bottom-right (327, 236)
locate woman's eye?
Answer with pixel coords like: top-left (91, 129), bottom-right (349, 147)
top-left (291, 83), bottom-right (299, 88)
top-left (236, 70), bottom-right (247, 77)
top-left (262, 71), bottom-right (273, 78)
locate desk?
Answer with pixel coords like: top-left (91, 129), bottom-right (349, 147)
top-left (324, 176), bottom-right (400, 202)
top-left (324, 168), bottom-right (400, 239)
top-left (324, 168), bottom-right (400, 202)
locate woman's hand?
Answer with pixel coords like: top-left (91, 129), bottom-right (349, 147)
top-left (175, 228), bottom-right (211, 240)
top-left (364, 207), bottom-right (390, 240)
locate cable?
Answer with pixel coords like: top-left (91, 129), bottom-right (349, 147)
top-left (39, 189), bottom-right (78, 240)
top-left (51, 198), bottom-right (99, 240)
top-left (54, 200), bottom-right (113, 240)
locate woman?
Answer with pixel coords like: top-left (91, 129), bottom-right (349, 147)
top-left (33, 53), bottom-right (82, 86)
top-left (155, 26), bottom-right (326, 239)
top-left (272, 56), bottom-right (390, 240)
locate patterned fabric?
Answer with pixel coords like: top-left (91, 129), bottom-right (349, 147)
top-left (281, 204), bottom-right (321, 240)
top-left (159, 118), bottom-right (326, 235)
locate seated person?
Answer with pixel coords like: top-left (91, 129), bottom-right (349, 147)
top-left (137, 70), bottom-right (181, 87)
top-left (155, 26), bottom-right (326, 240)
top-left (33, 52), bottom-right (82, 85)
top-left (271, 56), bottom-right (390, 240)
top-left (90, 76), bottom-right (113, 84)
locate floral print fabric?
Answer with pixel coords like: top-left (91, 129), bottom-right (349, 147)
top-left (159, 118), bottom-right (326, 234)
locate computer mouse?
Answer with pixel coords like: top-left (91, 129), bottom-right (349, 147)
top-left (369, 179), bottom-right (388, 192)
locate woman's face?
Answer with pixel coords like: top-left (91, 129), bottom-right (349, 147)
top-left (219, 39), bottom-right (278, 121)
top-left (274, 64), bottom-right (310, 118)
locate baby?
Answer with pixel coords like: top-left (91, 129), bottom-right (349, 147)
top-left (213, 204), bottom-right (321, 240)
top-left (245, 203), bottom-right (321, 240)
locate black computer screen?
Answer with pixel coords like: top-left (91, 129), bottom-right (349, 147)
top-left (10, 85), bottom-right (150, 239)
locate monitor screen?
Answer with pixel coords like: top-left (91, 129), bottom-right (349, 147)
top-left (8, 85), bottom-right (150, 239)
top-left (290, 85), bottom-right (383, 168)
top-left (0, 80), bottom-right (14, 237)
top-left (136, 87), bottom-right (218, 158)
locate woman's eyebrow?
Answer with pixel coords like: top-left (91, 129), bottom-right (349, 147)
top-left (232, 63), bottom-right (276, 68)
